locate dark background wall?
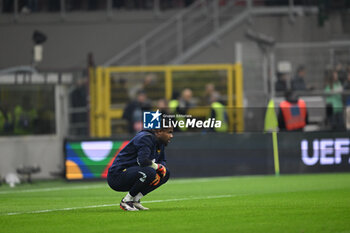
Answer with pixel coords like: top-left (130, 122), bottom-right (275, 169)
top-left (166, 132), bottom-right (350, 177)
top-left (0, 11), bottom-right (177, 69)
top-left (165, 133), bottom-right (274, 177)
top-left (0, 11), bottom-right (347, 70)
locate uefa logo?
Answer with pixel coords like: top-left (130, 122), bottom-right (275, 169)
top-left (143, 110), bottom-right (162, 129)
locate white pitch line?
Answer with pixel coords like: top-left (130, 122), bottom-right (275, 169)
top-left (2, 194), bottom-right (236, 216)
top-left (0, 177), bottom-right (234, 195)
top-left (0, 184), bottom-right (107, 195)
top-left (168, 177), bottom-right (234, 184)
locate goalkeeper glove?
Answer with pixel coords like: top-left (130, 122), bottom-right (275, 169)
top-left (156, 164), bottom-right (167, 178)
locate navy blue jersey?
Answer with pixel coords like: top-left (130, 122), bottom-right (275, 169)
top-left (108, 130), bottom-right (167, 173)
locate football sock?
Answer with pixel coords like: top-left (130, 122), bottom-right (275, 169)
top-left (123, 193), bottom-right (134, 202)
top-left (134, 193), bottom-right (144, 202)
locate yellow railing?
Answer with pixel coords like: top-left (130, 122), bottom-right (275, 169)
top-left (89, 64), bottom-right (244, 137)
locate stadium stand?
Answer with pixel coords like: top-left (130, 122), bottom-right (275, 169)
top-left (0, 0), bottom-right (349, 179)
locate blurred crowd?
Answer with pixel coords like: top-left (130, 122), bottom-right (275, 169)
top-left (0, 96), bottom-right (55, 136)
top-left (2, 64), bottom-right (350, 136)
top-left (275, 63), bottom-right (350, 131)
top-left (120, 78), bottom-right (228, 134)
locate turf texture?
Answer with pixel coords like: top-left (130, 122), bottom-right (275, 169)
top-left (0, 173), bottom-right (349, 233)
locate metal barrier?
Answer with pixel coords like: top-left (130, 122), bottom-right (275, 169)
top-left (103, 0), bottom-right (244, 66)
top-left (89, 63), bottom-right (244, 137)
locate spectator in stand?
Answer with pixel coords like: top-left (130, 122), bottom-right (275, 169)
top-left (169, 88), bottom-right (195, 132)
top-left (0, 101), bottom-right (14, 135)
top-left (129, 74), bottom-right (157, 100)
top-left (123, 90), bottom-right (152, 134)
top-left (343, 68), bottom-right (350, 90)
top-left (142, 74), bottom-right (158, 100)
top-left (275, 72), bottom-right (288, 92)
top-left (335, 63), bottom-right (347, 84)
top-left (178, 88), bottom-right (195, 110)
top-left (13, 97), bottom-right (38, 135)
top-left (291, 65), bottom-right (314, 91)
top-left (156, 98), bottom-right (170, 115)
top-left (343, 70), bottom-right (350, 130)
top-left (324, 68), bottom-right (344, 130)
top-left (208, 93), bottom-right (228, 132)
top-left (201, 83), bottom-right (221, 106)
top-left (278, 90), bottom-right (308, 132)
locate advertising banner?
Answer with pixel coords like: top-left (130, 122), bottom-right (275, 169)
top-left (65, 140), bottom-right (129, 180)
top-left (278, 132), bottom-right (350, 174)
top-left (64, 132), bottom-right (350, 180)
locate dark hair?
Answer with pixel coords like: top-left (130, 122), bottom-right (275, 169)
top-left (284, 90), bottom-right (298, 102)
top-left (284, 90), bottom-right (292, 99)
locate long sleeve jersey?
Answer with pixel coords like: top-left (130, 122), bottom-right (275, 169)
top-left (108, 130), bottom-right (167, 173)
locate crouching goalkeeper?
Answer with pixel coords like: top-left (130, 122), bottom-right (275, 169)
top-left (107, 127), bottom-right (173, 211)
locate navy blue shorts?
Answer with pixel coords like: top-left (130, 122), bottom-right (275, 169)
top-left (107, 166), bottom-right (170, 196)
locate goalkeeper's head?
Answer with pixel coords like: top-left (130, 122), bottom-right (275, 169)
top-left (153, 126), bottom-right (173, 146)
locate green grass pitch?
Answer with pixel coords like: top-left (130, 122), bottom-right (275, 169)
top-left (0, 173), bottom-right (349, 233)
